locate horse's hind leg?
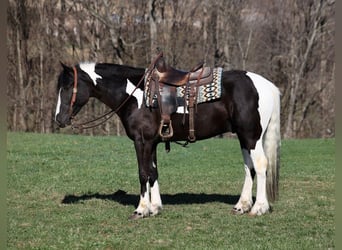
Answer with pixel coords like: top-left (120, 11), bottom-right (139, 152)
top-left (249, 140), bottom-right (270, 215)
top-left (232, 149), bottom-right (255, 214)
top-left (233, 140), bottom-right (270, 215)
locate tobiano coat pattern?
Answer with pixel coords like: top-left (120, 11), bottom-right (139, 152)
top-left (55, 60), bottom-right (281, 219)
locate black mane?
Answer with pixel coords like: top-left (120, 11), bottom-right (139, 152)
top-left (92, 63), bottom-right (145, 84)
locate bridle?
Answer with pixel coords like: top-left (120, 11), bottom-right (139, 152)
top-left (68, 66), bottom-right (78, 117)
top-left (69, 52), bottom-right (163, 130)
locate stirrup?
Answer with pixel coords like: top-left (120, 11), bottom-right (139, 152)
top-left (158, 119), bottom-right (173, 140)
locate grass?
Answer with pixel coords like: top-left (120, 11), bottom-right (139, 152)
top-left (7, 132), bottom-right (335, 249)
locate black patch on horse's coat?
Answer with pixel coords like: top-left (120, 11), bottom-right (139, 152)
top-left (222, 70), bottom-right (262, 149)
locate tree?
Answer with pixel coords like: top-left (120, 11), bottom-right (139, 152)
top-left (6, 0), bottom-right (335, 138)
top-left (267, 0), bottom-right (335, 138)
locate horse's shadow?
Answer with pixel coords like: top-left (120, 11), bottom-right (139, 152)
top-left (61, 189), bottom-right (241, 206)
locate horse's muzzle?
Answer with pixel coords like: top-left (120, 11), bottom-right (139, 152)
top-left (55, 114), bottom-right (71, 128)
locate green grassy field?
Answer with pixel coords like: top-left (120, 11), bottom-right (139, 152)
top-left (7, 132), bottom-right (335, 249)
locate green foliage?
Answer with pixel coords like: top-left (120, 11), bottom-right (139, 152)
top-left (7, 132), bottom-right (335, 249)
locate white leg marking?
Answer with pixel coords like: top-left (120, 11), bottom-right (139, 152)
top-left (250, 140), bottom-right (269, 215)
top-left (150, 180), bottom-right (162, 216)
top-left (126, 79), bottom-right (143, 109)
top-left (233, 149), bottom-right (254, 214)
top-left (135, 182), bottom-right (151, 217)
top-left (79, 62), bottom-right (102, 86)
top-left (55, 88), bottom-right (62, 120)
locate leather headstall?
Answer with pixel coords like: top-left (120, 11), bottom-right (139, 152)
top-left (69, 66), bottom-right (78, 117)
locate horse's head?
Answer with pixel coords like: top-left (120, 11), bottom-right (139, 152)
top-left (55, 63), bottom-right (90, 128)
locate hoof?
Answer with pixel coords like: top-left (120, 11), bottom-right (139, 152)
top-left (231, 207), bottom-right (246, 215)
top-left (129, 211), bottom-right (146, 220)
top-left (249, 203), bottom-right (271, 216)
top-left (248, 207), bottom-right (272, 216)
top-left (247, 212), bottom-right (258, 217)
top-left (150, 205), bottom-right (162, 217)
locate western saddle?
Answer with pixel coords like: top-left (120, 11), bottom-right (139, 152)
top-left (148, 53), bottom-right (214, 143)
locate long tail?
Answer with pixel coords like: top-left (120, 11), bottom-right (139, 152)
top-left (263, 87), bottom-right (281, 202)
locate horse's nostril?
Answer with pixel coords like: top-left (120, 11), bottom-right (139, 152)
top-left (55, 115), bottom-right (67, 128)
top-left (56, 120), bottom-right (65, 128)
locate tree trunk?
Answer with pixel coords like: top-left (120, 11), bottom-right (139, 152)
top-left (39, 1), bottom-right (45, 133)
top-left (238, 29), bottom-right (253, 70)
top-left (148, 0), bottom-right (158, 58)
top-left (16, 27), bottom-right (27, 131)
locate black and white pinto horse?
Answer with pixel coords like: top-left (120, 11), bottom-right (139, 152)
top-left (55, 61), bottom-right (280, 219)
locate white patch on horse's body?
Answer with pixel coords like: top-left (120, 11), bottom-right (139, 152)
top-left (246, 72), bottom-right (279, 133)
top-left (176, 106), bottom-right (188, 114)
top-left (126, 79), bottom-right (143, 109)
top-left (79, 62), bottom-right (102, 86)
top-left (55, 88), bottom-right (62, 119)
top-left (247, 72), bottom-right (281, 159)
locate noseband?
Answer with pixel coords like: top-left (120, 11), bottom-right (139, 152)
top-left (68, 66), bottom-right (78, 117)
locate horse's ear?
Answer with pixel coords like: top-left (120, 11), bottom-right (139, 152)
top-left (60, 61), bottom-right (72, 72)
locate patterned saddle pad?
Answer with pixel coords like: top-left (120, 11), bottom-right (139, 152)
top-left (144, 67), bottom-right (223, 108)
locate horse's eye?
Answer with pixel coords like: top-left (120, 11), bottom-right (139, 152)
top-left (62, 85), bottom-right (72, 91)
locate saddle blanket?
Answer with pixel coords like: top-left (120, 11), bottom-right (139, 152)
top-left (144, 67), bottom-right (223, 108)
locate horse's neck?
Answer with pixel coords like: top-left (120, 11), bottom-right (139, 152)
top-left (92, 84), bottom-right (121, 108)
top-left (92, 81), bottom-right (138, 120)
top-left (87, 65), bottom-right (144, 127)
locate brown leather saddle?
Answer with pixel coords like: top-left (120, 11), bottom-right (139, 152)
top-left (148, 54), bottom-right (214, 142)
top-left (155, 56), bottom-right (212, 86)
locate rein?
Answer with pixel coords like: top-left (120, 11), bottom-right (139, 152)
top-left (71, 53), bottom-right (163, 130)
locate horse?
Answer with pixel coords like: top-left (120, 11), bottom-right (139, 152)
top-left (54, 56), bottom-right (281, 219)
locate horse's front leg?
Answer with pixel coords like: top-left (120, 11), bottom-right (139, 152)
top-left (130, 140), bottom-right (162, 219)
top-left (130, 139), bottom-right (151, 219)
top-left (150, 147), bottom-right (162, 216)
